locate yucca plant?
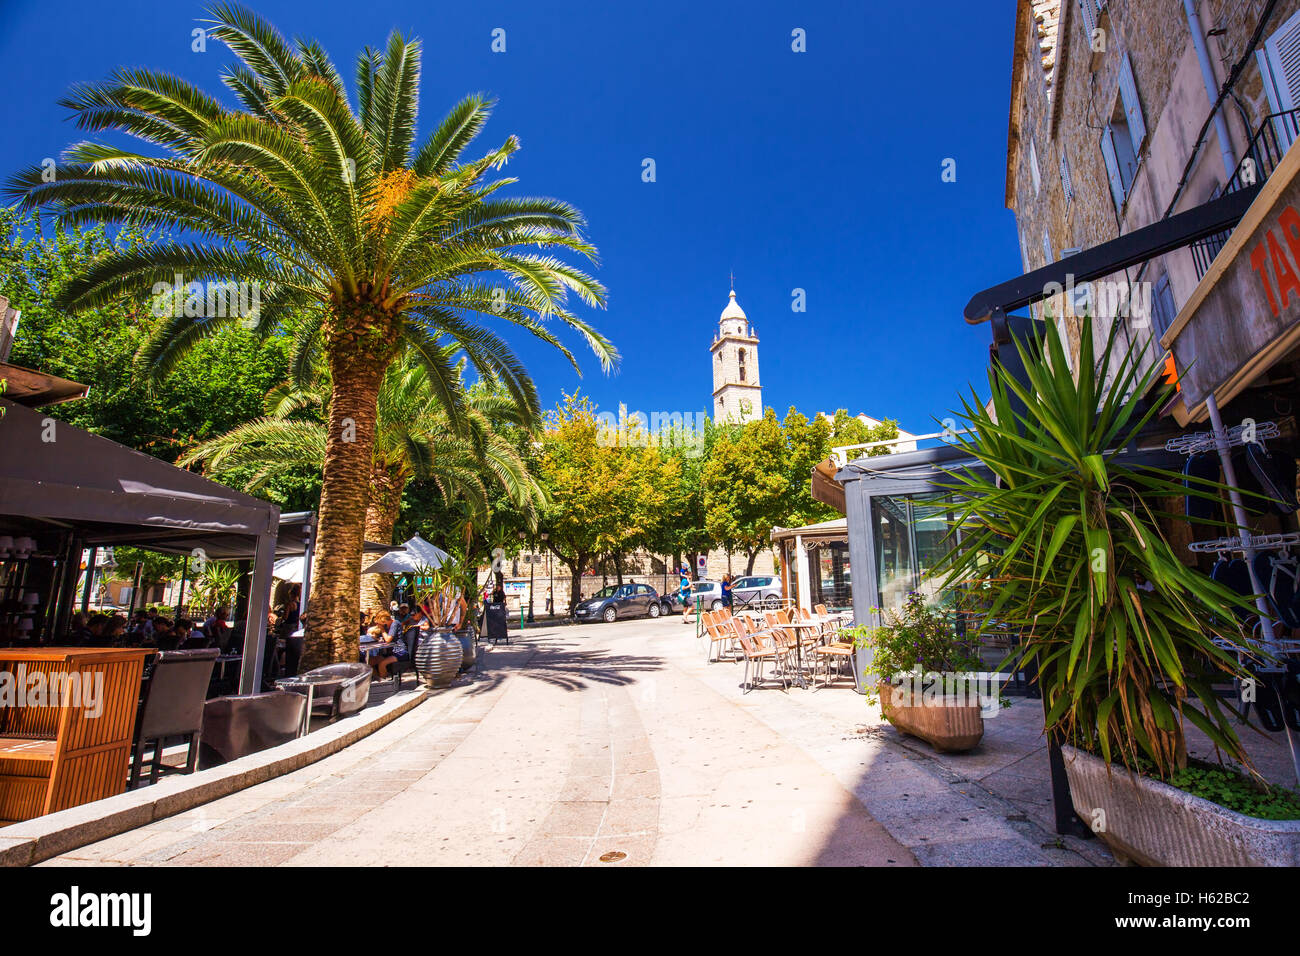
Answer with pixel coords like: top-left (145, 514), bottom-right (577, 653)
top-left (7, 4), bottom-right (613, 668)
top-left (934, 315), bottom-right (1257, 777)
top-left (179, 348), bottom-right (545, 618)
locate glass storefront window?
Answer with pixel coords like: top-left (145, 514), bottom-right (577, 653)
top-left (873, 495), bottom-right (913, 611)
top-left (812, 542), bottom-right (852, 611)
top-left (871, 493), bottom-right (957, 611)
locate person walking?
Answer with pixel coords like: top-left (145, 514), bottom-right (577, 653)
top-left (721, 573), bottom-right (733, 610)
top-left (679, 567), bottom-right (693, 623)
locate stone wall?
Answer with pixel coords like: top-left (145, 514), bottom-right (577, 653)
top-left (1007, 0), bottom-right (1300, 372)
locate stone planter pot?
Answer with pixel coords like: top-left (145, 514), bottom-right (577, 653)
top-left (454, 627), bottom-right (476, 670)
top-left (877, 680), bottom-right (984, 753)
top-left (415, 629), bottom-right (461, 689)
top-left (1061, 745), bottom-right (1300, 866)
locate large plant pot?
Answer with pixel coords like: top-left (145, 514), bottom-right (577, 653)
top-left (1061, 745), bottom-right (1300, 866)
top-left (877, 680), bottom-right (984, 753)
top-left (415, 630), bottom-right (461, 689)
top-left (454, 627), bottom-right (476, 670)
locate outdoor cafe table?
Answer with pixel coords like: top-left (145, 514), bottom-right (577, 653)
top-left (774, 622), bottom-right (824, 689)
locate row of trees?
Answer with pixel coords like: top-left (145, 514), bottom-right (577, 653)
top-left (533, 394), bottom-right (898, 605)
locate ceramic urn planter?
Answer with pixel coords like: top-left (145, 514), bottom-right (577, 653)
top-left (877, 680), bottom-right (985, 753)
top-left (415, 629), bottom-right (461, 689)
top-left (1061, 745), bottom-right (1300, 866)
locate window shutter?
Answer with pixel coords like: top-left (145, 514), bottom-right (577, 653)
top-left (1265, 9), bottom-right (1300, 109)
top-left (1153, 273), bottom-right (1177, 337)
top-left (1029, 139), bottom-right (1041, 196)
top-left (1118, 53), bottom-right (1147, 149)
top-left (1078, 0), bottom-right (1097, 38)
top-left (1100, 126), bottom-right (1126, 213)
top-left (1060, 153), bottom-right (1074, 202)
top-left (1262, 9), bottom-right (1300, 150)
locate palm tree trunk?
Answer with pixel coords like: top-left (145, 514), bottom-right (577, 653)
top-left (360, 466), bottom-right (405, 620)
top-left (303, 340), bottom-right (388, 671)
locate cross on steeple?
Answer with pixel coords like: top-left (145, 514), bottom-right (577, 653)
top-left (729, 270), bottom-right (735, 291)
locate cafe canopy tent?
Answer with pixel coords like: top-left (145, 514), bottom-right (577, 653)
top-left (0, 397), bottom-right (280, 692)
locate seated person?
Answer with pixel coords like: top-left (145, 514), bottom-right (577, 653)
top-left (362, 621), bottom-right (408, 681)
top-left (103, 616), bottom-right (128, 647)
top-left (205, 607), bottom-right (232, 650)
top-left (153, 618), bottom-right (181, 651)
top-left (176, 617), bottom-right (208, 647)
top-left (68, 612), bottom-right (92, 645)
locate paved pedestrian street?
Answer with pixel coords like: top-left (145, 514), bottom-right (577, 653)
top-left (39, 619), bottom-right (1109, 867)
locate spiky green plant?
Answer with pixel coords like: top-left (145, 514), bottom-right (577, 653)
top-left (935, 316), bottom-right (1257, 777)
top-left (7, 4), bottom-right (613, 668)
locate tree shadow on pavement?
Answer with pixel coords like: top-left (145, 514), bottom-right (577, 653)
top-left (505, 640), bottom-right (664, 692)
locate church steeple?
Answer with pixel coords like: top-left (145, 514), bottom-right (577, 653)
top-left (710, 285), bottom-right (761, 423)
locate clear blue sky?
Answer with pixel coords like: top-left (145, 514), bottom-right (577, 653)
top-left (0, 0), bottom-right (1020, 436)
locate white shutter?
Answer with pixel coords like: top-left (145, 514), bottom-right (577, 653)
top-left (1100, 126), bottom-right (1126, 212)
top-left (1118, 53), bottom-right (1147, 149)
top-left (1265, 9), bottom-right (1300, 110)
top-left (1262, 9), bottom-right (1300, 151)
top-left (1078, 0), bottom-right (1097, 38)
top-left (1029, 139), bottom-right (1041, 196)
top-left (1060, 153), bottom-right (1074, 202)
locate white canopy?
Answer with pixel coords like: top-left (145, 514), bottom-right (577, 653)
top-left (360, 534), bottom-right (450, 575)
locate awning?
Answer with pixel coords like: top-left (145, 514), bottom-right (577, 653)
top-left (0, 397), bottom-right (278, 539)
top-left (0, 362), bottom-right (89, 407)
top-left (810, 457), bottom-right (845, 514)
top-left (1161, 136), bottom-right (1300, 423)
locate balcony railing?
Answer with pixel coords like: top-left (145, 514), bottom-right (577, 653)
top-left (1190, 110), bottom-right (1300, 280)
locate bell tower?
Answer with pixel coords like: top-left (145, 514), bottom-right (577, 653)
top-left (710, 285), bottom-right (762, 423)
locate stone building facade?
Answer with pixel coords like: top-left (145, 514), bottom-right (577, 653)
top-left (710, 287), bottom-right (763, 423)
top-left (1007, 0), bottom-right (1300, 377)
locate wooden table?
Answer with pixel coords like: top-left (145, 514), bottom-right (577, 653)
top-left (0, 647), bottom-right (151, 823)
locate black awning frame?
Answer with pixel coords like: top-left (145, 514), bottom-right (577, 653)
top-left (963, 185), bottom-right (1262, 324)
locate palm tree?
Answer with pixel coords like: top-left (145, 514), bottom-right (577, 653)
top-left (178, 350), bottom-right (546, 618)
top-left (8, 4), bottom-right (613, 668)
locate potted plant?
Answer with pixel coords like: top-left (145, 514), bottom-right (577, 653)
top-left (937, 314), bottom-right (1300, 865)
top-left (849, 592), bottom-right (993, 752)
top-left (409, 563), bottom-right (462, 688)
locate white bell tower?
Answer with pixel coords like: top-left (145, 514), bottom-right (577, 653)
top-left (710, 285), bottom-right (762, 423)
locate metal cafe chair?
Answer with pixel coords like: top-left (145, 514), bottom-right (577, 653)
top-left (129, 648), bottom-right (219, 789)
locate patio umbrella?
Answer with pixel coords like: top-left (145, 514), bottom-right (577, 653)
top-left (360, 535), bottom-right (450, 575)
top-left (272, 556), bottom-right (306, 583)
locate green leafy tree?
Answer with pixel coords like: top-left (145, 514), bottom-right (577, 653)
top-left (701, 409), bottom-right (790, 574)
top-left (536, 395), bottom-right (676, 604)
top-left (1, 208), bottom-right (309, 506)
top-left (8, 5), bottom-right (613, 668)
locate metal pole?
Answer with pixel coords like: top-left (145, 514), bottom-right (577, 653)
top-left (527, 536), bottom-right (535, 623)
top-left (1205, 394), bottom-right (1278, 651)
top-left (80, 546), bottom-right (96, 613)
top-left (1205, 394), bottom-right (1300, 785)
top-left (299, 512), bottom-right (316, 619)
top-left (175, 555), bottom-right (188, 618)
